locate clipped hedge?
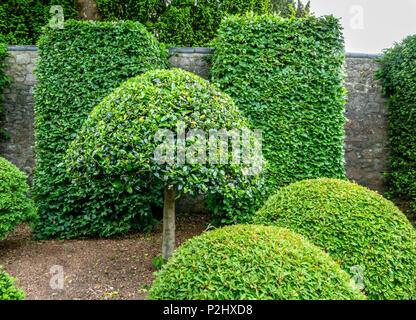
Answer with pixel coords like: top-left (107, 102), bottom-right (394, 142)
top-left (65, 68), bottom-right (262, 204)
top-left (375, 35), bottom-right (416, 211)
top-left (0, 157), bottom-right (37, 239)
top-left (211, 14), bottom-right (346, 191)
top-left (33, 20), bottom-right (169, 239)
top-left (0, 267), bottom-right (25, 300)
top-left (147, 224), bottom-right (365, 300)
top-left (97, 0), bottom-right (310, 46)
top-left (0, 0), bottom-right (78, 45)
top-left (255, 178), bottom-right (416, 300)
top-left (0, 35), bottom-right (10, 140)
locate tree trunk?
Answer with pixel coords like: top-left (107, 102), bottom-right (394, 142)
top-left (76, 0), bottom-right (102, 20)
top-left (162, 185), bottom-right (176, 261)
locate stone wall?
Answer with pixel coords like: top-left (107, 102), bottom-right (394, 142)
top-left (168, 47), bottom-right (213, 79)
top-left (0, 46), bottom-right (38, 182)
top-left (344, 54), bottom-right (389, 193)
top-left (0, 46), bottom-right (389, 194)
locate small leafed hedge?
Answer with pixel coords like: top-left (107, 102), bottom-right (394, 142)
top-left (0, 35), bottom-right (10, 140)
top-left (211, 14), bottom-right (347, 191)
top-left (0, 267), bottom-right (25, 300)
top-left (147, 224), bottom-right (365, 300)
top-left (33, 20), bottom-right (169, 239)
top-left (375, 35), bottom-right (416, 211)
top-left (0, 157), bottom-right (37, 239)
top-left (255, 178), bottom-right (416, 300)
top-left (65, 68), bottom-right (262, 218)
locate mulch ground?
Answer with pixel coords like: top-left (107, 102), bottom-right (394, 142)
top-left (0, 214), bottom-right (211, 300)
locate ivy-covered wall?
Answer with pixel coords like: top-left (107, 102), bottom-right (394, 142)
top-left (0, 46), bottom-right (388, 194)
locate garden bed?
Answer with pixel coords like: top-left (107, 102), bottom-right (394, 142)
top-left (0, 214), bottom-right (210, 300)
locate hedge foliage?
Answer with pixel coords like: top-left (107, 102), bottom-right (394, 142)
top-left (210, 14), bottom-right (347, 192)
top-left (0, 267), bottom-right (25, 300)
top-left (0, 157), bottom-right (37, 239)
top-left (33, 20), bottom-right (169, 239)
top-left (0, 0), bottom-right (78, 45)
top-left (147, 224), bottom-right (366, 300)
top-left (375, 35), bottom-right (416, 211)
top-left (255, 178), bottom-right (416, 300)
top-left (0, 35), bottom-right (10, 140)
top-left (65, 68), bottom-right (262, 206)
top-left (96, 0), bottom-right (310, 46)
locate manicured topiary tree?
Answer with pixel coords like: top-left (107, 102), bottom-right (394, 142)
top-left (255, 178), bottom-right (416, 300)
top-left (0, 266), bottom-right (25, 300)
top-left (66, 68), bottom-right (262, 260)
top-left (0, 157), bottom-right (37, 239)
top-left (147, 224), bottom-right (366, 300)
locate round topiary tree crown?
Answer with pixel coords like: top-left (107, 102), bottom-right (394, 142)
top-left (254, 178), bottom-right (416, 300)
top-left (66, 68), bottom-right (263, 259)
top-left (147, 224), bottom-right (366, 300)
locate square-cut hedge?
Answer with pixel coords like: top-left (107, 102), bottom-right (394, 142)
top-left (33, 20), bottom-right (169, 239)
top-left (0, 36), bottom-right (9, 140)
top-left (211, 14), bottom-right (347, 189)
top-left (376, 35), bottom-right (416, 211)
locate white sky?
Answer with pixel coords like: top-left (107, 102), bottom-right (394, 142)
top-left (303, 0), bottom-right (416, 54)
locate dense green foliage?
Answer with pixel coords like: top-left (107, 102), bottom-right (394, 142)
top-left (0, 157), bottom-right (37, 239)
top-left (0, 267), bottom-right (25, 300)
top-left (33, 20), bottom-right (169, 239)
top-left (0, 0), bottom-right (77, 45)
top-left (375, 35), bottom-right (416, 211)
top-left (211, 14), bottom-right (346, 193)
top-left (255, 178), bottom-right (416, 300)
top-left (147, 224), bottom-right (365, 300)
top-left (0, 35), bottom-right (10, 140)
top-left (66, 68), bottom-right (263, 216)
top-left (96, 0), bottom-right (310, 46)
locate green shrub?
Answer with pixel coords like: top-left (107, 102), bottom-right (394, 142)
top-left (0, 157), bottom-right (37, 239)
top-left (375, 35), bottom-right (416, 212)
top-left (33, 20), bottom-right (169, 239)
top-left (255, 178), bottom-right (416, 300)
top-left (209, 13), bottom-right (346, 223)
top-left (0, 35), bottom-right (10, 140)
top-left (65, 68), bottom-right (264, 257)
top-left (147, 224), bottom-right (366, 300)
top-left (0, 267), bottom-right (25, 300)
top-left (0, 0), bottom-right (78, 45)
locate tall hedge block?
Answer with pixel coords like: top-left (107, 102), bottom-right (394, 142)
top-left (0, 35), bottom-right (9, 140)
top-left (211, 14), bottom-right (347, 189)
top-left (33, 20), bottom-right (169, 239)
top-left (375, 35), bottom-right (416, 211)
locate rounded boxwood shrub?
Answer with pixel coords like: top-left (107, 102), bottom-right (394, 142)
top-left (0, 266), bottom-right (25, 300)
top-left (147, 224), bottom-right (365, 300)
top-left (0, 157), bottom-right (37, 239)
top-left (255, 178), bottom-right (416, 300)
